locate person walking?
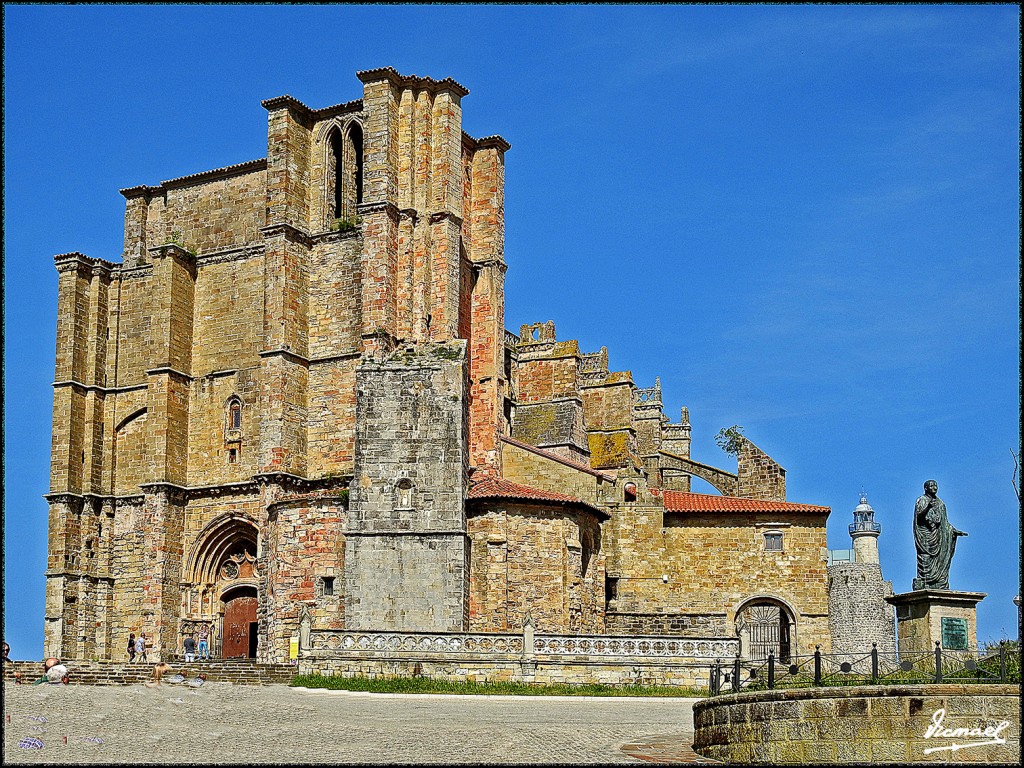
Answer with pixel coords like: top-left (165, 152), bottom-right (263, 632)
top-left (183, 633), bottom-right (196, 663)
top-left (135, 632), bottom-right (148, 664)
top-left (127, 633), bottom-right (136, 663)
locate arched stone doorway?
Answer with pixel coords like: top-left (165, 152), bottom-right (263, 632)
top-left (736, 599), bottom-right (794, 662)
top-left (182, 514), bottom-right (260, 659)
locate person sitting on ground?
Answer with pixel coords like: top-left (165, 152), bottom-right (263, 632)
top-left (42, 657), bottom-right (69, 684)
top-left (145, 662), bottom-right (172, 688)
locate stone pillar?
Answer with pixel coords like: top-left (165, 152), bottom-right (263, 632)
top-left (344, 341), bottom-right (469, 631)
top-left (120, 187), bottom-right (150, 268)
top-left (885, 589), bottom-right (986, 655)
top-left (136, 483), bottom-right (188, 660)
top-left (258, 225), bottom-right (310, 476)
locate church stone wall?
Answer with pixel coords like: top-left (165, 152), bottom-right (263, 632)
top-left (344, 343), bottom-right (469, 632)
top-left (606, 507), bottom-right (830, 651)
top-left (467, 502), bottom-right (605, 634)
top-left (142, 167), bottom-right (268, 254)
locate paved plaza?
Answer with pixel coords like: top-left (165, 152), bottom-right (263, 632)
top-left (2, 682), bottom-right (709, 764)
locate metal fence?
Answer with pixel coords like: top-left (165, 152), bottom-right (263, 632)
top-left (709, 641), bottom-right (1018, 695)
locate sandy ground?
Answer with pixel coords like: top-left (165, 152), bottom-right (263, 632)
top-left (2, 682), bottom-right (698, 764)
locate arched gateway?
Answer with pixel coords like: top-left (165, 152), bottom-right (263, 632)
top-left (182, 514), bottom-right (260, 658)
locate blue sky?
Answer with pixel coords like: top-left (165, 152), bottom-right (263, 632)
top-left (3, 4), bottom-right (1020, 659)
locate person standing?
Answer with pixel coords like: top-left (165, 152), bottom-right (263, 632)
top-left (135, 632), bottom-right (148, 664)
top-left (183, 633), bottom-right (196, 663)
top-left (127, 633), bottom-right (136, 663)
top-left (197, 624), bottom-right (210, 660)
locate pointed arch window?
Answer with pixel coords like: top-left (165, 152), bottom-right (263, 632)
top-left (325, 121), bottom-right (364, 228)
top-left (225, 396), bottom-right (243, 444)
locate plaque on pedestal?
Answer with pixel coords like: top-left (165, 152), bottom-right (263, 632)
top-left (885, 589), bottom-right (986, 655)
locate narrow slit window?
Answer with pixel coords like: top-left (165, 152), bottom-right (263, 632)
top-left (228, 399), bottom-right (242, 430)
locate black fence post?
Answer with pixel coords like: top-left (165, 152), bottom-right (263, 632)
top-left (813, 645), bottom-right (822, 687)
top-left (767, 653), bottom-right (775, 690)
top-left (934, 641), bottom-right (942, 683)
top-left (871, 643), bottom-right (879, 682)
top-left (732, 655), bottom-right (741, 693)
top-left (711, 660), bottom-right (720, 695)
top-left (999, 641), bottom-right (1006, 682)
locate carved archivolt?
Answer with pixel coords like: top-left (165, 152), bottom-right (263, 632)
top-left (181, 514), bottom-right (259, 621)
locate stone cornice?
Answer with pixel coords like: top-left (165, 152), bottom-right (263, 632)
top-left (120, 159), bottom-right (267, 198)
top-left (54, 252), bottom-right (121, 275)
top-left (462, 131), bottom-right (512, 153)
top-left (116, 264), bottom-right (154, 280)
top-left (52, 380), bottom-right (148, 395)
top-left (310, 99), bottom-right (363, 121)
top-left (194, 244), bottom-right (264, 267)
top-left (261, 94), bottom-right (315, 124)
top-left (356, 200), bottom-right (400, 220)
top-left (428, 210), bottom-right (464, 227)
top-left (146, 367), bottom-right (193, 381)
top-left (259, 347), bottom-right (310, 366)
top-left (310, 228), bottom-right (361, 245)
top-left (260, 222), bottom-right (313, 247)
top-left (148, 243), bottom-right (197, 266)
top-left (253, 472), bottom-right (319, 491)
top-left (356, 66), bottom-right (469, 99)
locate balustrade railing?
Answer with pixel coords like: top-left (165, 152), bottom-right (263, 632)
top-left (304, 629), bottom-right (738, 661)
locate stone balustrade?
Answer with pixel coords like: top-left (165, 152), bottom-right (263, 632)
top-left (303, 628), bottom-right (737, 661)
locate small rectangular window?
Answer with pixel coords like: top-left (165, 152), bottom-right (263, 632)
top-left (322, 577), bottom-right (335, 596)
top-left (764, 533), bottom-right (783, 551)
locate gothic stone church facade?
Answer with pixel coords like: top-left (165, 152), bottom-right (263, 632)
top-left (46, 68), bottom-right (831, 664)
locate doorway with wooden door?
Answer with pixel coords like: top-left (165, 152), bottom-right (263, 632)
top-left (221, 586), bottom-right (258, 659)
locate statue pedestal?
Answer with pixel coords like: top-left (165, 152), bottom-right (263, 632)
top-left (885, 589), bottom-right (986, 655)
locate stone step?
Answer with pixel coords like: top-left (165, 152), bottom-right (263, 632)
top-left (3, 658), bottom-right (295, 687)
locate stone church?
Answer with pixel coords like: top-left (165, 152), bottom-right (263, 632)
top-left (46, 68), bottom-right (835, 665)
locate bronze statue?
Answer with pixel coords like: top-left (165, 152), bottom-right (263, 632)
top-left (913, 480), bottom-right (967, 590)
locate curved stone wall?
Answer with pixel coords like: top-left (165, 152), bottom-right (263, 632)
top-left (693, 684), bottom-right (1019, 764)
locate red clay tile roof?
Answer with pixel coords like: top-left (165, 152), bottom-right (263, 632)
top-left (468, 478), bottom-right (609, 519)
top-left (655, 489), bottom-right (830, 514)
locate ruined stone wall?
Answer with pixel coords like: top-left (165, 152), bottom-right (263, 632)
top-left (736, 438), bottom-right (787, 501)
top-left (467, 502), bottom-right (605, 634)
top-left (344, 343), bottom-right (469, 631)
top-left (827, 563), bottom-right (897, 656)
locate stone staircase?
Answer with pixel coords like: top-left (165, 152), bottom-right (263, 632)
top-left (2, 657), bottom-right (296, 686)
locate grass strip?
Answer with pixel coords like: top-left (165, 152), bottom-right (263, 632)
top-left (292, 673), bottom-right (707, 697)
